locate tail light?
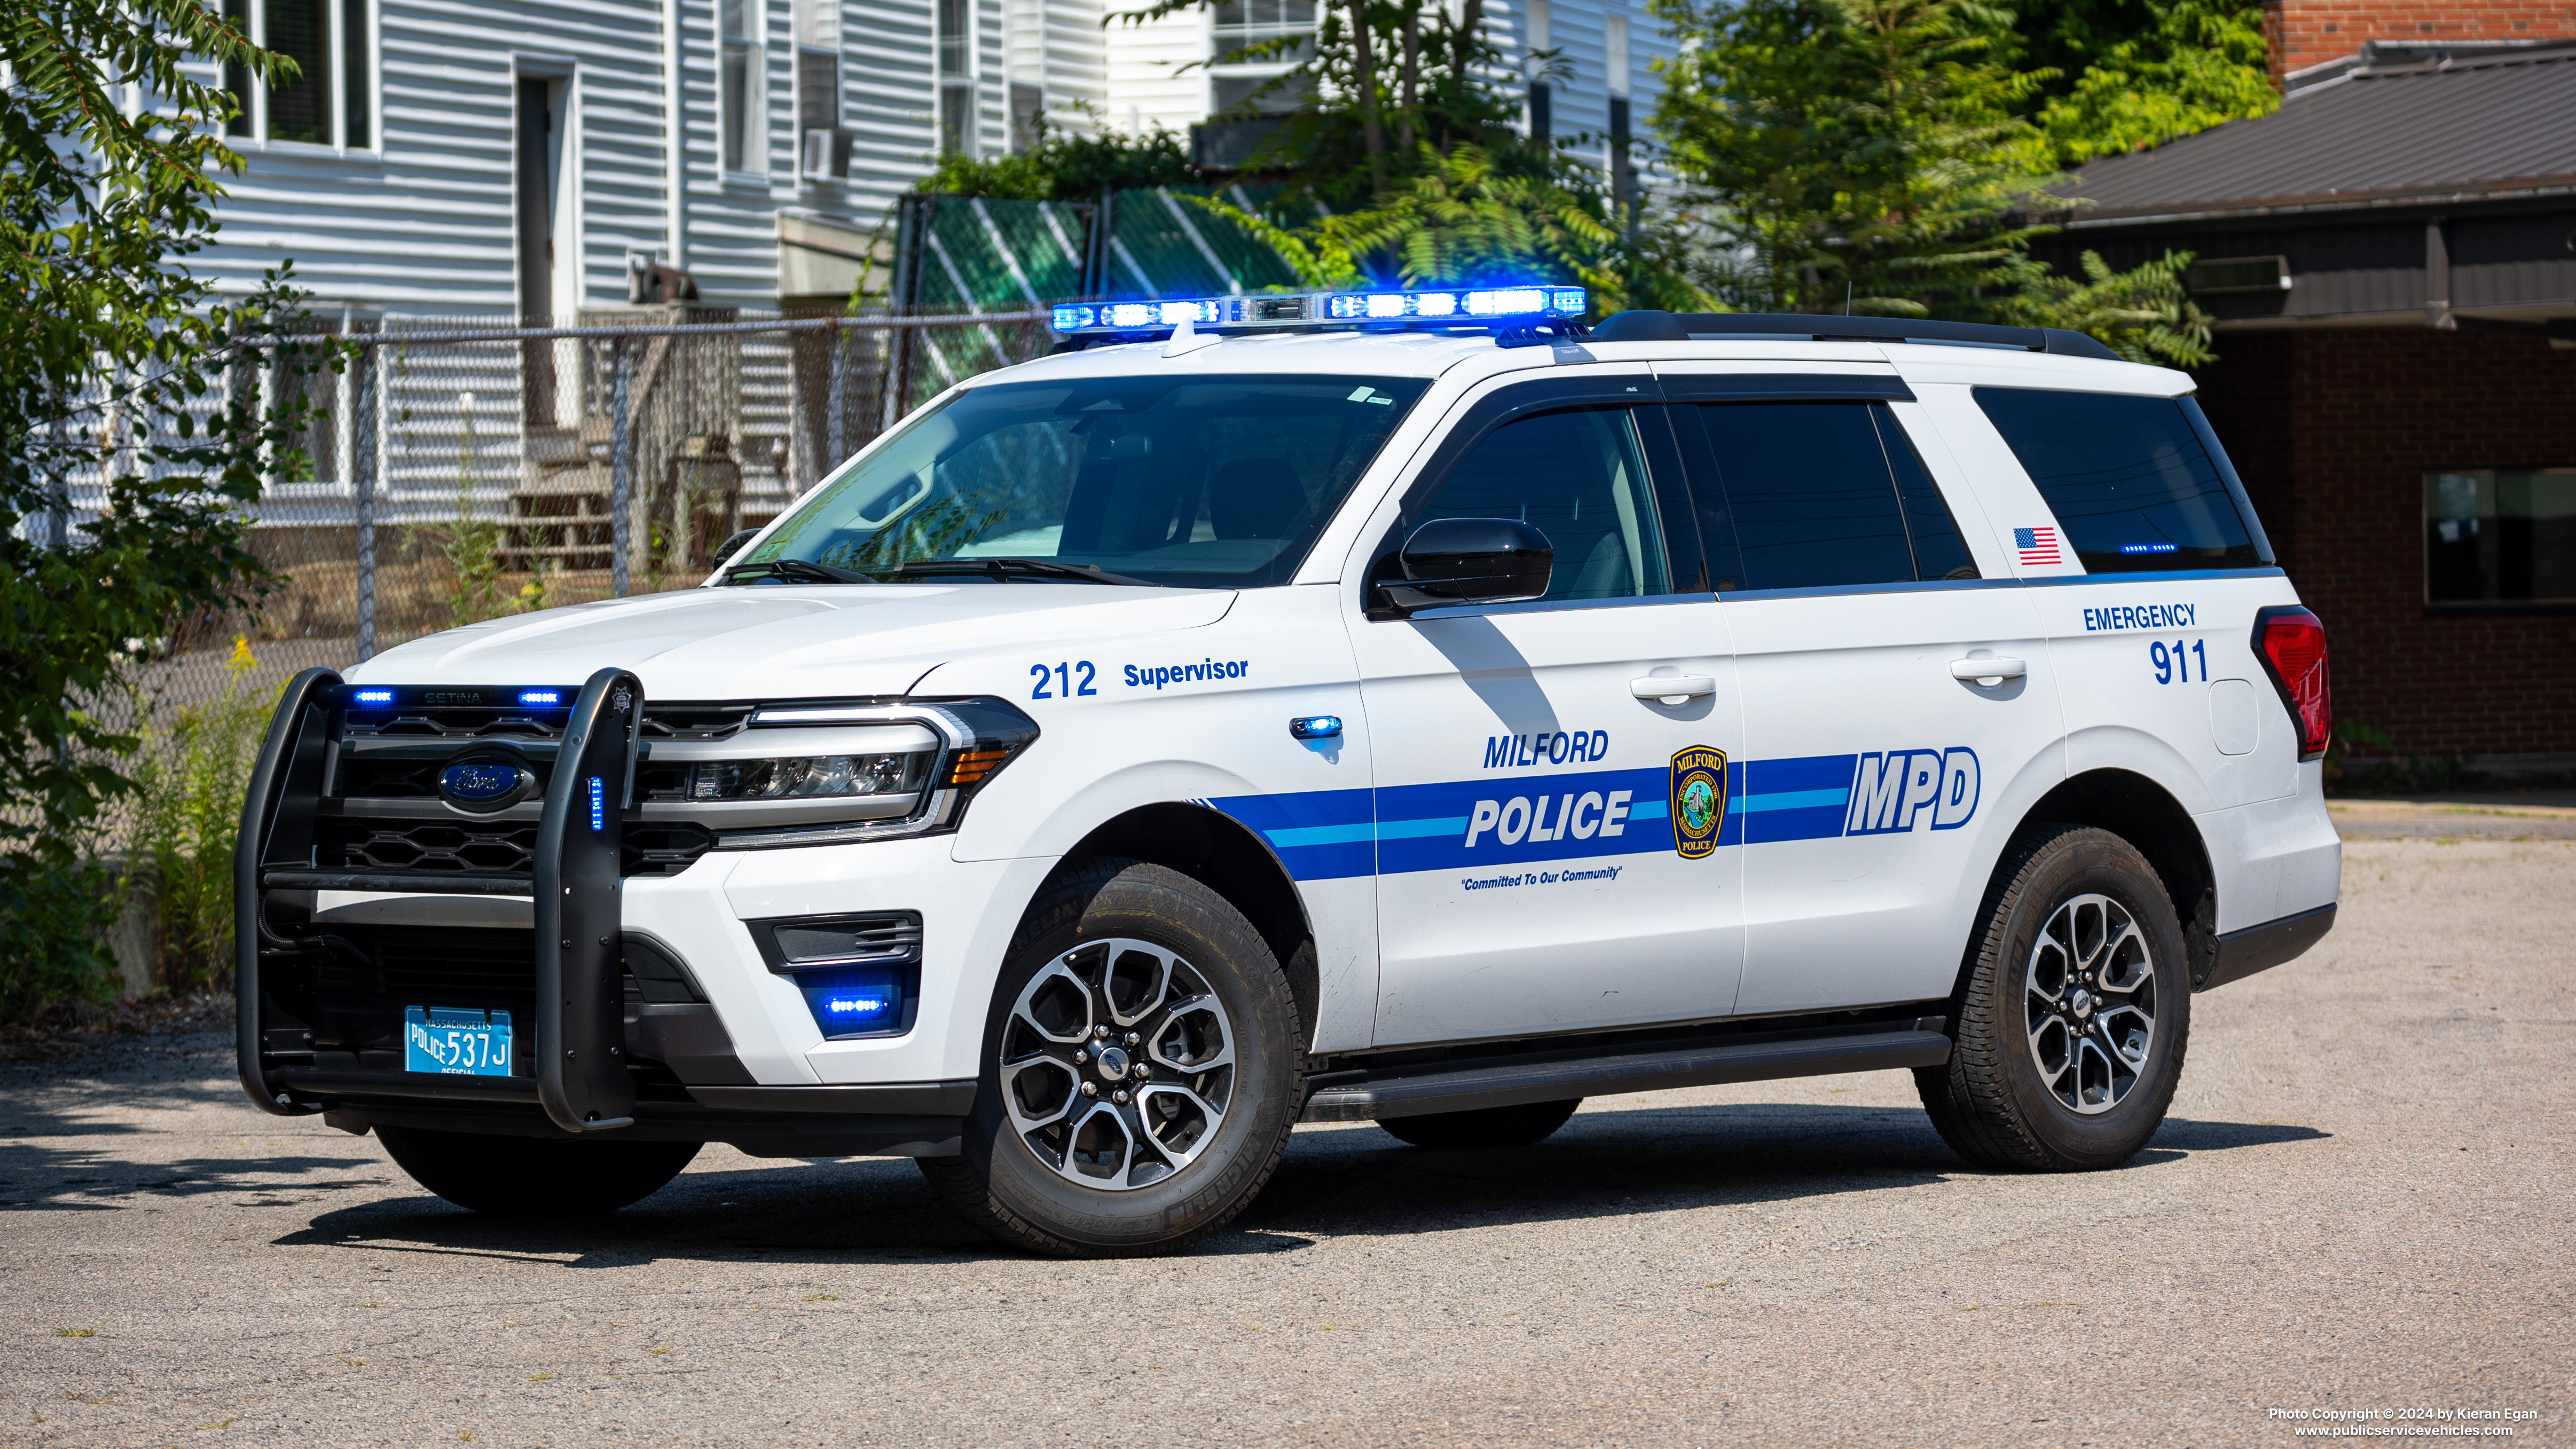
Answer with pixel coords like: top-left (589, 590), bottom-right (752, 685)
top-left (2252, 605), bottom-right (2331, 761)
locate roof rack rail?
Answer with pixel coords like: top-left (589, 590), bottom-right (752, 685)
top-left (1590, 311), bottom-right (2123, 361)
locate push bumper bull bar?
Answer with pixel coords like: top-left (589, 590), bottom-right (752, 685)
top-left (237, 666), bottom-right (649, 1135)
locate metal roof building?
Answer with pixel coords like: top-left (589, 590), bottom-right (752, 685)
top-left (2044, 38), bottom-right (2576, 334)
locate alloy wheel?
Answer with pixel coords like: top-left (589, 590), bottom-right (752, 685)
top-left (998, 938), bottom-right (1237, 1191)
top-left (2023, 893), bottom-right (2158, 1114)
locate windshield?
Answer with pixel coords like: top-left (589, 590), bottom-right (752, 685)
top-left (736, 373), bottom-right (1431, 588)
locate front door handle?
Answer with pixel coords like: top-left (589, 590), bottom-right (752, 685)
top-left (1950, 655), bottom-right (2028, 684)
top-left (1631, 673), bottom-right (1717, 704)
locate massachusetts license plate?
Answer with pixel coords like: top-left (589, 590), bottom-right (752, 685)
top-left (403, 1006), bottom-right (514, 1076)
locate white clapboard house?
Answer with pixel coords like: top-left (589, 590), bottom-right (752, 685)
top-left (175, 0), bottom-right (1663, 564)
top-left (190, 0), bottom-right (1667, 317)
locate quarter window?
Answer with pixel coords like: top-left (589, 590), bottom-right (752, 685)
top-left (1413, 407), bottom-right (1679, 603)
top-left (1684, 402), bottom-right (1978, 592)
top-left (2425, 467), bottom-right (2576, 606)
top-left (1973, 387), bottom-right (2260, 572)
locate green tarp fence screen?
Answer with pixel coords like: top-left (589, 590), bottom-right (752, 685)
top-left (888, 187), bottom-right (1308, 411)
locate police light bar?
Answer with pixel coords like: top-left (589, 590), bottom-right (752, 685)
top-left (1051, 286), bottom-right (1587, 335)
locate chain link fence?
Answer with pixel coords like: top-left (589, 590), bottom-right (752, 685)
top-left (99, 307), bottom-right (1052, 724)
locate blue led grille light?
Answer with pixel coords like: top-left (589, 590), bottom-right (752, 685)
top-left (588, 776), bottom-right (605, 832)
top-left (519, 689), bottom-right (562, 705)
top-left (351, 688), bottom-right (395, 704)
top-left (1052, 286), bottom-right (1586, 335)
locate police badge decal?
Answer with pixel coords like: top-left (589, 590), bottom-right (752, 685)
top-left (1669, 746), bottom-right (1727, 859)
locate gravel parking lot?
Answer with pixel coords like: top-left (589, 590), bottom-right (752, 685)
top-left (4, 834), bottom-right (2570, 1447)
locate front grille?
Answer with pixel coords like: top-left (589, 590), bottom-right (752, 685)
top-left (336, 703), bottom-right (750, 741)
top-left (343, 708), bottom-right (572, 739)
top-left (305, 925), bottom-right (540, 1005)
top-left (624, 823), bottom-right (719, 877)
top-left (321, 817), bottom-right (539, 874)
top-left (641, 704), bottom-right (756, 740)
top-left (315, 817), bottom-right (714, 878)
top-left (336, 757), bottom-right (444, 799)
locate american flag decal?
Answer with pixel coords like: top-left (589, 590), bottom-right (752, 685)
top-left (2014, 526), bottom-right (2062, 566)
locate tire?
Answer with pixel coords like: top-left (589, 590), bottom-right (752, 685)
top-left (1377, 1098), bottom-right (1580, 1149)
top-left (918, 859), bottom-right (1303, 1257)
top-left (375, 1125), bottom-right (700, 1216)
top-left (1917, 824), bottom-right (2190, 1172)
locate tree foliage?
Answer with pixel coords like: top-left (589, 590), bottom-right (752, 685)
top-left (1, 0), bottom-right (325, 1015)
top-left (1653, 0), bottom-right (2057, 315)
top-left (916, 112), bottom-right (1197, 201)
top-left (2033, 0), bottom-right (2275, 163)
top-left (1650, 0), bottom-right (2215, 362)
top-left (1114, 0), bottom-right (1707, 308)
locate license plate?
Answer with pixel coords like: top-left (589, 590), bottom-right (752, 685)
top-left (404, 1006), bottom-right (514, 1076)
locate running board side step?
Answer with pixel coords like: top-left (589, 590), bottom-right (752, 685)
top-left (1300, 1022), bottom-right (1953, 1123)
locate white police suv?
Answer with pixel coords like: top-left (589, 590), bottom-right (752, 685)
top-left (235, 289), bottom-right (2341, 1255)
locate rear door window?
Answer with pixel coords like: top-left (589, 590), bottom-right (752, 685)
top-left (1681, 402), bottom-right (1981, 592)
top-left (1972, 387), bottom-right (2260, 572)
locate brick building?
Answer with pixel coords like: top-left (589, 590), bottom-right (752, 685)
top-left (2038, 18), bottom-right (2576, 767)
top-left (2264, 0), bottom-right (2576, 82)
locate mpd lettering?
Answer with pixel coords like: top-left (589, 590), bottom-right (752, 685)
top-left (1846, 749), bottom-right (1979, 834)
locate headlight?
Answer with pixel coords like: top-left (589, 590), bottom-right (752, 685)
top-left (684, 752), bottom-right (930, 800)
top-left (638, 699), bottom-right (1038, 850)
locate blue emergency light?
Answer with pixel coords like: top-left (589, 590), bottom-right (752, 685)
top-left (351, 689), bottom-right (395, 705)
top-left (519, 689), bottom-right (562, 705)
top-left (787, 964), bottom-right (911, 1038)
top-left (1051, 285), bottom-right (1587, 336)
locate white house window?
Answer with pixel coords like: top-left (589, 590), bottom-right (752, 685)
top-left (721, 0), bottom-right (767, 174)
top-left (1524, 0), bottom-right (1551, 140)
top-left (1605, 11), bottom-right (1631, 211)
top-left (936, 0), bottom-right (973, 156)
top-left (794, 0), bottom-right (847, 176)
top-left (221, 0), bottom-right (374, 148)
top-left (1210, 0), bottom-right (1317, 115)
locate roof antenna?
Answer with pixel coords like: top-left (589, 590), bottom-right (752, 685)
top-left (1161, 310), bottom-right (1217, 358)
top-left (1844, 280), bottom-right (1853, 317)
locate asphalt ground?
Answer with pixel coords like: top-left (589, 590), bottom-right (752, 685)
top-left (5, 836), bottom-right (2570, 1448)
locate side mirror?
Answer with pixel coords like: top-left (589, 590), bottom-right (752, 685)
top-left (1377, 517), bottom-right (1553, 613)
top-left (710, 528), bottom-right (761, 568)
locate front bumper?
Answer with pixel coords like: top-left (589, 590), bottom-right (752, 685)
top-left (234, 668), bottom-right (1026, 1154)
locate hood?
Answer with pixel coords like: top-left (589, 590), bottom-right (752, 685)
top-left (352, 583), bottom-right (1236, 700)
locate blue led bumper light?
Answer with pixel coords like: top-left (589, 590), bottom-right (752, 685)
top-left (1051, 285), bottom-right (1585, 335)
top-left (792, 966), bottom-right (909, 1037)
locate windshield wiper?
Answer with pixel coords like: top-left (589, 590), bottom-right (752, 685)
top-left (720, 557), bottom-right (874, 586)
top-left (879, 557), bottom-right (1155, 587)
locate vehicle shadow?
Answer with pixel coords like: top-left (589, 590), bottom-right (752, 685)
top-left (259, 1102), bottom-right (2325, 1266)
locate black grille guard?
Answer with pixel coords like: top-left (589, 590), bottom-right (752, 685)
top-left (236, 667), bottom-right (647, 1134)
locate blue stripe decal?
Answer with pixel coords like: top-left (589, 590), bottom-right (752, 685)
top-left (1206, 785), bottom-right (1375, 881)
top-left (1261, 822), bottom-right (1378, 848)
top-left (1205, 747), bottom-right (1960, 881)
top-left (1376, 816), bottom-right (1472, 840)
top-left (1731, 788), bottom-right (1850, 814)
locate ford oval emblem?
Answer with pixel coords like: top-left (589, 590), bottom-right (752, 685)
top-left (438, 760), bottom-right (527, 810)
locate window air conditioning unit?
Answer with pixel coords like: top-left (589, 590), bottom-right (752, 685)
top-left (802, 128), bottom-right (853, 179)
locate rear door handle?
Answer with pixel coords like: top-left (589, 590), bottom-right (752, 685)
top-left (1631, 674), bottom-right (1717, 704)
top-left (1950, 656), bottom-right (2028, 683)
